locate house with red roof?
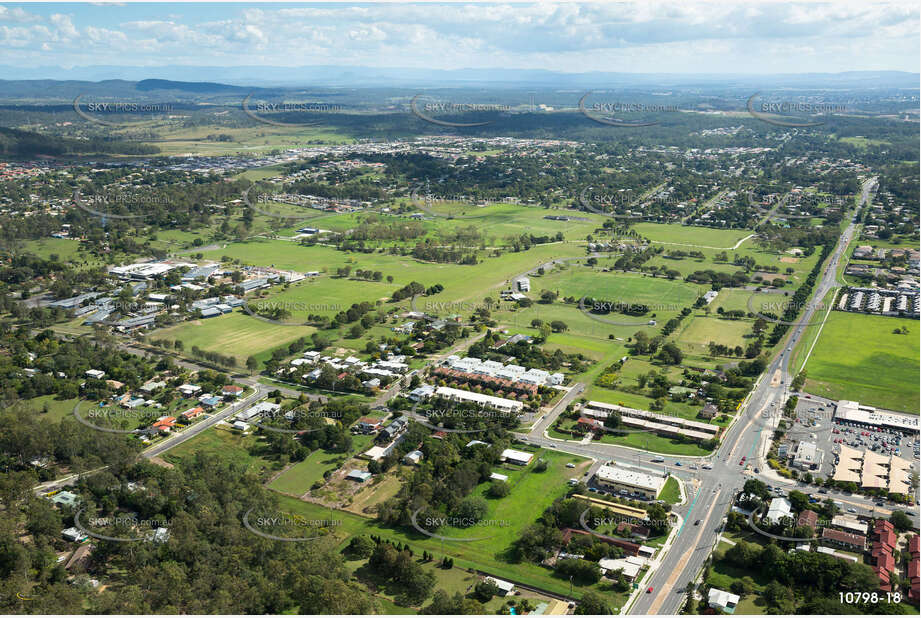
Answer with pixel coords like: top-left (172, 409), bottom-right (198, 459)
top-left (908, 535), bottom-right (920, 603)
top-left (576, 417), bottom-right (604, 432)
top-left (152, 416), bottom-right (177, 433)
top-left (821, 528), bottom-right (866, 552)
top-left (869, 520), bottom-right (898, 593)
top-left (181, 406), bottom-right (204, 420)
top-left (796, 509), bottom-right (819, 530)
top-left (222, 385), bottom-right (244, 398)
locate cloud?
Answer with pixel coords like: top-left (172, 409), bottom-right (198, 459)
top-left (1, 2), bottom-right (917, 72)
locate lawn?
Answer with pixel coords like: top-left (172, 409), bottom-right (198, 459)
top-left (599, 431), bottom-right (714, 457)
top-left (162, 426), bottom-right (283, 478)
top-left (268, 448), bottom-right (354, 496)
top-left (675, 315), bottom-right (755, 356)
top-left (804, 313), bottom-right (919, 413)
top-left (631, 223), bottom-right (753, 248)
top-left (154, 311), bottom-right (315, 367)
top-left (273, 448), bottom-right (625, 606)
top-left (26, 395), bottom-right (82, 423)
top-left (658, 476), bottom-right (681, 504)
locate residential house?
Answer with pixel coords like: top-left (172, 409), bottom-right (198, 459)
top-left (708, 588), bottom-right (740, 614)
top-left (821, 528), bottom-right (867, 552)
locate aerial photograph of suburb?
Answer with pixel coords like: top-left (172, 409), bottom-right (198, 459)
top-left (0, 1), bottom-right (918, 616)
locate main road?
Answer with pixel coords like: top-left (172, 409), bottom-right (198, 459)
top-left (516, 178), bottom-right (878, 615)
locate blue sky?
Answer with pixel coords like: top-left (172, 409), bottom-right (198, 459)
top-left (1, 1), bottom-right (918, 73)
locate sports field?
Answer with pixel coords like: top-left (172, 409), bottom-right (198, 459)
top-left (631, 223), bottom-right (753, 248)
top-left (804, 312), bottom-right (919, 413)
top-left (156, 311), bottom-right (315, 366)
top-left (675, 315), bottom-right (754, 356)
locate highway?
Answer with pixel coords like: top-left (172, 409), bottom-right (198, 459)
top-left (516, 178), bottom-right (889, 614)
top-left (33, 178), bottom-right (899, 614)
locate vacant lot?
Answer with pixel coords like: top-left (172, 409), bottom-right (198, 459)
top-left (675, 315), bottom-right (754, 356)
top-left (156, 311), bottom-right (315, 366)
top-left (632, 223), bottom-right (753, 248)
top-left (804, 313), bottom-right (919, 413)
top-left (269, 448), bottom-right (353, 496)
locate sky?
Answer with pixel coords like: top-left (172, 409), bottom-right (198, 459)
top-left (0, 1), bottom-right (918, 74)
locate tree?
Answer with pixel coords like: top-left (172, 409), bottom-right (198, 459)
top-left (890, 510), bottom-right (913, 533)
top-left (788, 490), bottom-right (810, 513)
top-left (346, 535), bottom-right (376, 558)
top-left (488, 480), bottom-right (511, 498)
top-left (656, 342), bottom-right (683, 365)
top-left (575, 591), bottom-right (612, 615)
top-left (452, 496), bottom-right (488, 525)
top-left (245, 356), bottom-right (258, 371)
top-left (473, 579), bottom-right (500, 602)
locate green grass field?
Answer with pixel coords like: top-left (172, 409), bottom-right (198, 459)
top-left (25, 395), bottom-right (82, 423)
top-left (658, 476), bottom-right (681, 504)
top-left (631, 223), bottom-right (753, 248)
top-left (274, 446), bottom-right (627, 605)
top-left (268, 448), bottom-right (353, 496)
top-left (163, 426), bottom-right (284, 476)
top-left (675, 315), bottom-right (754, 356)
top-left (804, 313), bottom-right (919, 413)
top-left (155, 311), bottom-right (315, 367)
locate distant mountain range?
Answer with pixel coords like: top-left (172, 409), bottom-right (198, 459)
top-left (0, 65), bottom-right (917, 90)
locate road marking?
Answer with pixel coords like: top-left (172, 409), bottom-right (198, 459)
top-left (647, 488), bottom-right (723, 614)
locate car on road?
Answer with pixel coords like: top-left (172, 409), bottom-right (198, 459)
top-left (876, 502), bottom-right (885, 507)
top-left (818, 489), bottom-right (828, 494)
top-left (674, 461), bottom-right (682, 466)
top-left (847, 507), bottom-right (857, 513)
top-left (694, 519), bottom-right (700, 526)
top-left (754, 468), bottom-right (760, 473)
top-left (647, 587), bottom-right (654, 594)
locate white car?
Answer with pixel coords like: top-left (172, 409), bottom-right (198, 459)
top-left (566, 463), bottom-right (576, 468)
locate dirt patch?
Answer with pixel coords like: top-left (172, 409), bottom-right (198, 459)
top-left (149, 456), bottom-right (174, 469)
top-left (754, 271), bottom-right (788, 281)
top-left (780, 256), bottom-right (799, 263)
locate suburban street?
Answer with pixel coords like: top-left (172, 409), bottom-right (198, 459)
top-left (30, 176), bottom-right (899, 614)
top-left (510, 178), bottom-right (888, 615)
